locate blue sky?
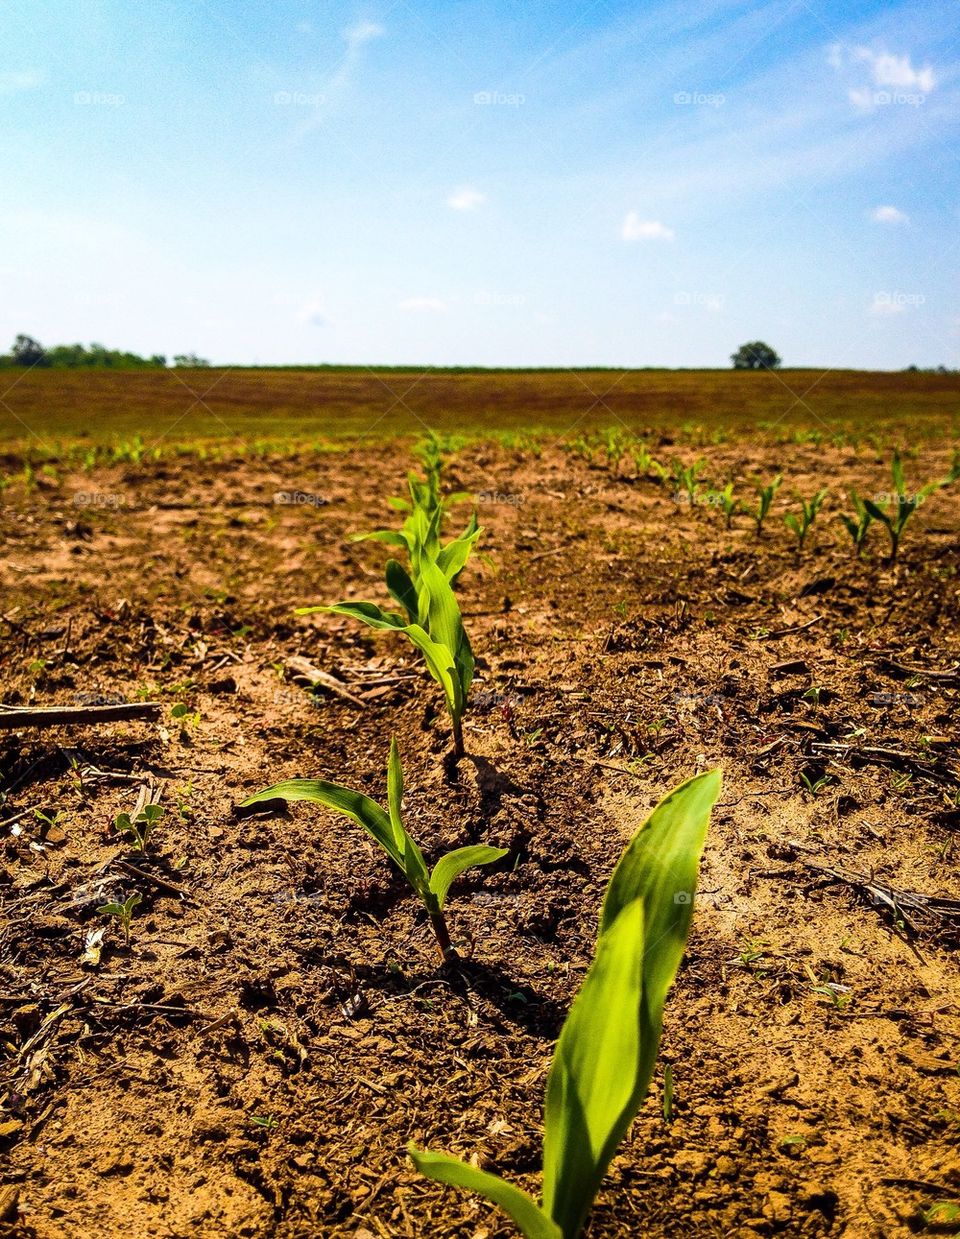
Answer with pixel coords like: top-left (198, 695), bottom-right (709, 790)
top-left (0, 0), bottom-right (957, 368)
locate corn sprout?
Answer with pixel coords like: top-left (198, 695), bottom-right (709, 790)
top-left (863, 449), bottom-right (958, 564)
top-left (783, 487), bottom-right (828, 551)
top-left (410, 767), bottom-right (722, 1238)
top-left (241, 738), bottom-right (506, 959)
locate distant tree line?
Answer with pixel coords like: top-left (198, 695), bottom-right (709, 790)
top-left (0, 334), bottom-right (210, 368)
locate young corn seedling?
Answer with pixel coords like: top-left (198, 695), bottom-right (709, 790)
top-left (670, 458), bottom-right (707, 507)
top-left (410, 767), bottom-right (722, 1239)
top-left (302, 559), bottom-right (475, 758)
top-left (783, 487), bottom-right (828, 552)
top-left (715, 481), bottom-right (740, 529)
top-left (752, 473), bottom-right (782, 536)
top-left (838, 490), bottom-right (873, 557)
top-left (862, 449), bottom-right (958, 564)
top-left (240, 738), bottom-right (506, 960)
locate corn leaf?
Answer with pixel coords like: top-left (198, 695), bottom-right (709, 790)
top-left (302, 600), bottom-right (464, 723)
top-left (350, 529), bottom-right (410, 550)
top-left (429, 845), bottom-right (509, 909)
top-left (436, 514), bottom-right (482, 581)
top-left (385, 559), bottom-right (419, 624)
top-left (387, 740), bottom-right (430, 888)
top-left (541, 767), bottom-right (721, 1237)
top-left (862, 499), bottom-right (891, 528)
top-left (417, 562), bottom-right (475, 698)
top-left (241, 778), bottom-right (406, 870)
top-left (408, 1147), bottom-right (561, 1239)
top-left (541, 900), bottom-right (648, 1238)
top-left (892, 449), bottom-right (905, 496)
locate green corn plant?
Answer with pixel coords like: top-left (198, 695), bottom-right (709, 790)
top-left (601, 428), bottom-right (626, 473)
top-left (302, 558), bottom-right (474, 757)
top-left (838, 490), bottom-right (873, 557)
top-left (98, 892), bottom-right (142, 946)
top-left (862, 449), bottom-right (958, 564)
top-left (240, 738), bottom-right (506, 960)
top-left (670, 458), bottom-right (707, 506)
top-left (783, 486), bottom-right (828, 551)
top-left (630, 441), bottom-right (665, 481)
top-left (409, 767), bottom-right (722, 1238)
top-left (714, 481), bottom-right (740, 529)
top-left (752, 473), bottom-right (782, 535)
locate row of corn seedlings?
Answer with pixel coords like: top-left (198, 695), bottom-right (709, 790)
top-left (241, 436), bottom-right (723, 1236)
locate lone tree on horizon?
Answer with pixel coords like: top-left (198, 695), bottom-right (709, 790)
top-left (731, 341), bottom-right (781, 370)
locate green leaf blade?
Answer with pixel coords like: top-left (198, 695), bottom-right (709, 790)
top-left (409, 1146), bottom-right (561, 1239)
top-left (429, 845), bottom-right (509, 909)
top-left (240, 778), bottom-right (404, 869)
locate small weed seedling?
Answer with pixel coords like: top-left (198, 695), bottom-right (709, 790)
top-left (98, 892), bottom-right (142, 946)
top-left (115, 802), bottom-right (163, 853)
top-left (838, 490), bottom-right (873, 557)
top-left (863, 449), bottom-right (959, 564)
top-left (303, 559), bottom-right (475, 758)
top-left (241, 738), bottom-right (506, 960)
top-left (409, 768), bottom-right (722, 1238)
top-left (784, 487), bottom-right (828, 551)
top-left (752, 474), bottom-right (783, 536)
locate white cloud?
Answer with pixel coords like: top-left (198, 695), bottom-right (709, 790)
top-left (622, 213), bottom-right (674, 241)
top-left (447, 186), bottom-right (486, 211)
top-left (344, 21), bottom-right (385, 47)
top-left (399, 297), bottom-right (447, 312)
top-left (871, 205), bottom-right (908, 225)
top-left (298, 300), bottom-right (330, 326)
top-left (0, 70), bottom-right (42, 94)
top-left (854, 47), bottom-right (936, 92)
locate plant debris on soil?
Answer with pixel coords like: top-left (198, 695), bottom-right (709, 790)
top-left (1, 431), bottom-right (959, 1238)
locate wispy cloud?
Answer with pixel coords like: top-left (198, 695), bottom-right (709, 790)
top-left (622, 213), bottom-right (673, 241)
top-left (0, 69), bottom-right (42, 94)
top-left (343, 20), bottom-right (385, 48)
top-left (290, 20), bottom-right (385, 138)
top-left (854, 47), bottom-right (936, 92)
top-left (831, 43), bottom-right (937, 110)
top-left (399, 297), bottom-right (447, 312)
top-left (447, 186), bottom-right (486, 211)
top-left (871, 205), bottom-right (908, 225)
